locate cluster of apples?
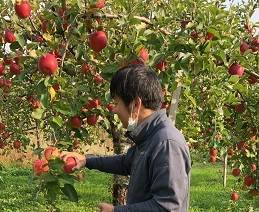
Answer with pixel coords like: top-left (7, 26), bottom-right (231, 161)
top-left (0, 122), bottom-right (23, 150)
top-left (33, 146), bottom-right (77, 176)
top-left (209, 147), bottom-right (218, 164)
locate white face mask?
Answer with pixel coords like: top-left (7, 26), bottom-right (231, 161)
top-left (127, 101), bottom-right (140, 132)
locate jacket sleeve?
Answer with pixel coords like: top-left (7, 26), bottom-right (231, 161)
top-left (114, 139), bottom-right (191, 212)
top-left (85, 146), bottom-right (135, 176)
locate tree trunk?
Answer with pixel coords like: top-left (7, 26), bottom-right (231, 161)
top-left (108, 117), bottom-right (130, 206)
top-left (256, 142), bottom-right (259, 191)
top-left (168, 86), bottom-right (182, 126)
top-left (36, 121), bottom-right (41, 159)
top-left (223, 153), bottom-right (228, 188)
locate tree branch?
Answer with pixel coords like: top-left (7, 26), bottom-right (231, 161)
top-left (83, 13), bottom-right (171, 35)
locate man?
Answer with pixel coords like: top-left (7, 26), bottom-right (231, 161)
top-left (61, 64), bottom-right (191, 212)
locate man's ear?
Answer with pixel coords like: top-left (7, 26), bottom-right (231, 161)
top-left (134, 97), bottom-right (142, 109)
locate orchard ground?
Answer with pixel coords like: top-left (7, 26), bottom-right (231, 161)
top-left (0, 144), bottom-right (258, 211)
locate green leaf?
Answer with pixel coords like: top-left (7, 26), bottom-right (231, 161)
top-left (74, 129), bottom-right (83, 140)
top-left (40, 93), bottom-right (49, 108)
top-left (55, 102), bottom-right (73, 116)
top-left (102, 63), bottom-right (119, 74)
top-left (44, 174), bottom-right (58, 183)
top-left (61, 183), bottom-right (78, 202)
top-left (44, 76), bottom-right (51, 87)
top-left (16, 34), bottom-right (26, 47)
top-left (52, 116), bottom-right (64, 127)
top-left (33, 147), bottom-right (44, 156)
top-left (60, 174), bottom-right (76, 185)
top-left (31, 108), bottom-right (44, 120)
top-left (228, 75), bottom-right (240, 84)
top-left (46, 181), bottom-right (60, 203)
top-left (48, 158), bottom-right (64, 172)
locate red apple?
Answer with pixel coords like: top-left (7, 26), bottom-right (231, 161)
top-left (14, 55), bottom-right (21, 64)
top-left (0, 78), bottom-right (4, 87)
top-left (209, 148), bottom-right (218, 157)
top-left (106, 103), bottom-right (115, 112)
top-left (240, 42), bottom-right (250, 54)
top-left (130, 58), bottom-right (144, 65)
top-left (4, 30), bottom-right (16, 43)
top-left (10, 63), bottom-right (21, 75)
top-left (161, 102), bottom-right (170, 110)
top-left (209, 155), bottom-right (217, 164)
top-left (250, 163), bottom-right (256, 172)
top-left (57, 7), bottom-right (66, 18)
top-left (3, 57), bottom-right (13, 65)
top-left (234, 103), bottom-right (245, 113)
top-left (70, 116), bottom-right (82, 129)
top-left (31, 99), bottom-right (41, 109)
top-left (248, 189), bottom-right (259, 197)
top-left (89, 31), bottom-right (107, 52)
top-left (64, 157), bottom-right (77, 173)
top-left (228, 63), bottom-right (244, 76)
top-left (38, 53), bottom-right (58, 75)
top-left (81, 63), bottom-right (91, 74)
top-left (33, 159), bottom-right (49, 176)
top-left (87, 114), bottom-right (98, 125)
top-left (155, 59), bottom-right (167, 71)
top-left (138, 48), bottom-right (149, 62)
top-left (13, 140), bottom-right (21, 149)
top-left (232, 168), bottom-right (241, 177)
top-left (52, 83), bottom-right (60, 92)
top-left (190, 31), bottom-right (198, 39)
top-left (244, 176), bottom-right (255, 187)
top-left (237, 141), bottom-right (248, 151)
top-left (91, 0), bottom-right (105, 9)
top-left (15, 0), bottom-right (32, 19)
top-left (0, 122), bottom-right (5, 133)
top-left (94, 74), bottom-right (104, 84)
top-left (231, 192), bottom-right (239, 201)
top-left (44, 146), bottom-right (61, 161)
top-left (85, 99), bottom-right (101, 110)
top-left (251, 37), bottom-right (259, 46)
top-left (0, 63), bottom-right (5, 75)
top-left (4, 79), bottom-right (12, 88)
top-left (206, 32), bottom-right (214, 41)
top-left (33, 35), bottom-right (44, 42)
top-left (248, 74), bottom-right (257, 85)
top-left (227, 148), bottom-right (234, 157)
top-left (0, 140), bottom-right (5, 149)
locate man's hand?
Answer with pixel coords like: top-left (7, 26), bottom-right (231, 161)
top-left (60, 151), bottom-right (86, 171)
top-left (98, 203), bottom-right (114, 212)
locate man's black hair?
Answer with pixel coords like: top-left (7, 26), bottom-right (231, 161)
top-left (110, 64), bottom-right (163, 110)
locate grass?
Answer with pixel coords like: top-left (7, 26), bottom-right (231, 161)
top-left (0, 163), bottom-right (258, 212)
top-left (189, 163), bottom-right (258, 212)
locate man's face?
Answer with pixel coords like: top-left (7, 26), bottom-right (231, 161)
top-left (113, 96), bottom-right (131, 128)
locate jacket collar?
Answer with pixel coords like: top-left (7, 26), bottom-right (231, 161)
top-left (125, 109), bottom-right (168, 145)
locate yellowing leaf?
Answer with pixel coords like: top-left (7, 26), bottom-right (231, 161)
top-left (43, 33), bottom-right (53, 41)
top-left (48, 87), bottom-right (56, 102)
top-left (29, 50), bottom-right (37, 58)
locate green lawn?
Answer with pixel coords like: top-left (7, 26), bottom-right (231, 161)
top-left (0, 163), bottom-right (258, 212)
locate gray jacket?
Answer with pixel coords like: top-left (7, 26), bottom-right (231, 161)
top-left (86, 109), bottom-right (191, 212)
